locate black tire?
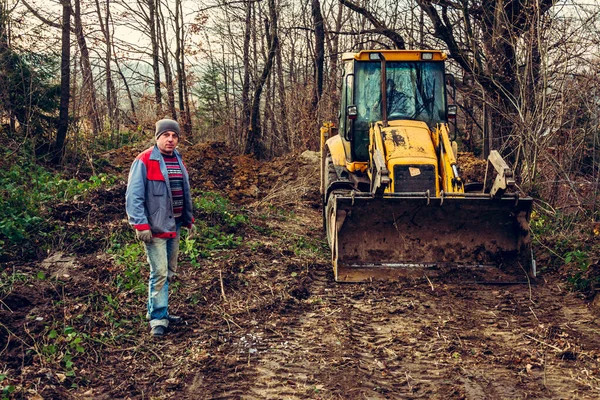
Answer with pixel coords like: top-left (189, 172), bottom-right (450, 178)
top-left (325, 192), bottom-right (336, 248)
top-left (324, 189), bottom-right (352, 249)
top-left (322, 152), bottom-right (337, 231)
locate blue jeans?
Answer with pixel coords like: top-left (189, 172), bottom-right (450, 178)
top-left (144, 226), bottom-right (180, 328)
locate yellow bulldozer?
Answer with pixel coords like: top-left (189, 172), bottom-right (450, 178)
top-left (320, 50), bottom-right (534, 283)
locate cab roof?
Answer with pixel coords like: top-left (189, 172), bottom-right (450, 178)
top-left (342, 50), bottom-right (447, 62)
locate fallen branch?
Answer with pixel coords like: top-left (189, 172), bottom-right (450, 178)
top-left (518, 262), bottom-right (534, 304)
top-left (219, 269), bottom-right (227, 302)
top-left (0, 299), bottom-right (13, 313)
top-left (425, 274), bottom-right (435, 291)
top-left (525, 334), bottom-right (563, 352)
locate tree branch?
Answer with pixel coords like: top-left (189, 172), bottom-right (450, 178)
top-left (338, 0), bottom-right (405, 49)
top-left (22, 0), bottom-right (62, 29)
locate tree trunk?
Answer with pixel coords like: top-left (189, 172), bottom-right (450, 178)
top-left (106, 0), bottom-right (118, 140)
top-left (175, 0), bottom-right (192, 135)
top-left (0, 6), bottom-right (14, 133)
top-left (312, 0), bottom-right (324, 109)
top-left (95, 0), bottom-right (118, 142)
top-left (325, 2), bottom-right (343, 114)
top-left (310, 0), bottom-right (325, 151)
top-left (156, 0), bottom-right (176, 120)
top-left (115, 59), bottom-right (137, 125)
top-left (73, 0), bottom-right (100, 136)
top-left (175, 0), bottom-right (184, 116)
top-left (147, 0), bottom-right (162, 117)
top-left (241, 0), bottom-right (252, 147)
top-left (245, 0), bottom-right (278, 158)
top-left (54, 0), bottom-right (71, 164)
top-left (275, 38), bottom-right (289, 152)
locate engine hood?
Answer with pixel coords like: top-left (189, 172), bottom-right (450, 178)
top-left (376, 120), bottom-right (437, 163)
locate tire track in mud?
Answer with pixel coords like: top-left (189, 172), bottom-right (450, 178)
top-left (238, 267), bottom-right (466, 399)
top-left (234, 270), bottom-right (600, 399)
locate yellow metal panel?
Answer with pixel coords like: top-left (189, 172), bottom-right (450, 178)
top-left (324, 130), bottom-right (367, 172)
top-left (386, 158), bottom-right (439, 195)
top-left (371, 120), bottom-right (440, 195)
top-left (351, 50), bottom-right (447, 62)
top-left (347, 162), bottom-right (368, 173)
top-left (319, 122), bottom-right (333, 155)
top-left (379, 120), bottom-right (437, 162)
top-left (435, 123), bottom-right (464, 194)
top-left (325, 135), bottom-right (347, 167)
top-left (438, 124), bottom-right (457, 165)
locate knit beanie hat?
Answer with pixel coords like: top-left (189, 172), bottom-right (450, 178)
top-left (155, 119), bottom-right (180, 140)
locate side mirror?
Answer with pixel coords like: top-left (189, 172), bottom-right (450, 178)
top-left (445, 73), bottom-right (455, 86)
top-left (347, 105), bottom-right (358, 120)
top-left (447, 104), bottom-right (457, 120)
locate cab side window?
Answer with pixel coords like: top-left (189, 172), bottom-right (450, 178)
top-left (353, 63), bottom-right (381, 161)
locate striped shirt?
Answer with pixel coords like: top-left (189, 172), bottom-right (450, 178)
top-left (162, 154), bottom-right (184, 220)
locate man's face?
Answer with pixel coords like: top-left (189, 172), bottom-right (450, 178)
top-left (156, 131), bottom-right (179, 155)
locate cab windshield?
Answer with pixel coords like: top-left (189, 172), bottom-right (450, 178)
top-left (354, 61), bottom-right (447, 127)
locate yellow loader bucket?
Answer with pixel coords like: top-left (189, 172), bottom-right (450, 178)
top-left (326, 193), bottom-right (533, 283)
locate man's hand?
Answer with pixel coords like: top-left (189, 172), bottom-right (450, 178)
top-left (185, 225), bottom-right (196, 239)
top-left (136, 229), bottom-right (153, 243)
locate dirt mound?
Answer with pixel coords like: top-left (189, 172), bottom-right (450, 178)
top-left (184, 142), bottom-right (237, 192)
top-left (249, 151), bottom-right (321, 209)
top-left (183, 142), bottom-right (320, 208)
top-left (457, 151), bottom-right (487, 183)
top-left (51, 183), bottom-right (126, 223)
top-left (98, 144), bottom-right (486, 206)
top-left (46, 182), bottom-right (129, 255)
top-left (97, 143), bottom-right (152, 174)
top-left (94, 141), bottom-right (321, 210)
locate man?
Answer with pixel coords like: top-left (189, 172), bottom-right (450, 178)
top-left (125, 118), bottom-right (194, 338)
top-left (386, 78), bottom-right (409, 117)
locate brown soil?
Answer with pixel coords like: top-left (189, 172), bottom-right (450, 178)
top-left (457, 152), bottom-right (487, 184)
top-left (2, 143), bottom-right (600, 399)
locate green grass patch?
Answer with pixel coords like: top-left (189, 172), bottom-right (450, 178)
top-left (181, 192), bottom-right (248, 265)
top-left (531, 209), bottom-right (600, 295)
top-left (193, 191), bottom-right (248, 228)
top-left (0, 153), bottom-right (118, 259)
top-left (38, 325), bottom-right (87, 379)
top-left (0, 270), bottom-right (32, 297)
top-left (288, 234), bottom-right (328, 258)
top-left (109, 242), bottom-right (147, 296)
top-left (1, 374), bottom-right (15, 400)
top-left (564, 248), bottom-right (597, 293)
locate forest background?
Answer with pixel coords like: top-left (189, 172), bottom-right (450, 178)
top-left (1, 0), bottom-right (599, 306)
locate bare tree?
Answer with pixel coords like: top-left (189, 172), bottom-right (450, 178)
top-left (72, 0), bottom-right (101, 137)
top-left (312, 0), bottom-right (325, 108)
top-left (54, 0), bottom-right (71, 164)
top-left (146, 0), bottom-right (163, 117)
top-left (174, 0), bottom-right (192, 135)
top-left (245, 0), bottom-right (279, 158)
top-left (95, 0), bottom-right (119, 140)
top-left (156, 0), bottom-right (176, 120)
top-left (416, 0), bottom-right (555, 155)
top-left (240, 0), bottom-right (252, 147)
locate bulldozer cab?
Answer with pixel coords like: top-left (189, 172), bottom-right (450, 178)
top-left (339, 51), bottom-right (449, 163)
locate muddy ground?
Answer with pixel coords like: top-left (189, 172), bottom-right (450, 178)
top-left (2, 143), bottom-right (600, 399)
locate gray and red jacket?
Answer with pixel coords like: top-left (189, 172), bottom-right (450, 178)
top-left (125, 145), bottom-right (194, 238)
